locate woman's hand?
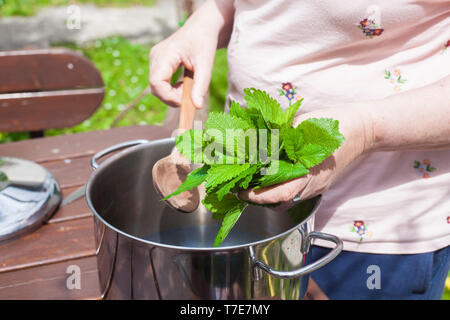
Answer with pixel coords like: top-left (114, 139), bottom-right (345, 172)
top-left (239, 106), bottom-right (373, 209)
top-left (149, 0), bottom-right (234, 109)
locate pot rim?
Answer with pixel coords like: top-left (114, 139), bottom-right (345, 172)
top-left (85, 138), bottom-right (320, 252)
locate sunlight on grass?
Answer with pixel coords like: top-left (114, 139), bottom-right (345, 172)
top-left (46, 36), bottom-right (166, 137)
top-left (0, 0), bottom-right (156, 16)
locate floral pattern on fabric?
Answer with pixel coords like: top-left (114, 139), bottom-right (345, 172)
top-left (414, 159), bottom-right (436, 179)
top-left (384, 69), bottom-right (407, 92)
top-left (442, 40), bottom-right (450, 53)
top-left (278, 82), bottom-right (302, 106)
top-left (357, 18), bottom-right (384, 38)
top-left (447, 216), bottom-right (450, 224)
top-left (350, 220), bottom-right (373, 243)
top-left (234, 26), bottom-right (240, 44)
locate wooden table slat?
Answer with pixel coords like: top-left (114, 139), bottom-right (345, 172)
top-left (42, 156), bottom-right (92, 189)
top-left (48, 186), bottom-right (92, 224)
top-left (0, 123), bottom-right (175, 163)
top-left (0, 256), bottom-right (100, 300)
top-left (0, 217), bottom-right (95, 273)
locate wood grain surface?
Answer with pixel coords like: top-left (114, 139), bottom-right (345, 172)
top-left (0, 122), bottom-right (176, 299)
top-left (0, 49), bottom-right (104, 132)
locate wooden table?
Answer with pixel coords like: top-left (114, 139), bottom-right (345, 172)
top-left (0, 123), bottom-right (175, 299)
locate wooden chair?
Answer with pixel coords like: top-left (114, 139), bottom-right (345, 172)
top-left (0, 48), bottom-right (104, 138)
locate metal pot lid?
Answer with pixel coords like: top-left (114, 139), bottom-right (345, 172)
top-left (0, 157), bottom-right (61, 242)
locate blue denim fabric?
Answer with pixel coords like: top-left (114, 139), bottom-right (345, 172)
top-left (308, 245), bottom-right (450, 300)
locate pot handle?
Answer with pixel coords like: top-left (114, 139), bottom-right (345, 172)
top-left (91, 140), bottom-right (150, 170)
top-left (249, 231), bottom-right (343, 280)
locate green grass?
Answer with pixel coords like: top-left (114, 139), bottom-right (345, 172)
top-left (0, 36), bottom-right (228, 143)
top-left (209, 47), bottom-right (228, 113)
top-left (443, 272), bottom-right (450, 300)
top-left (0, 0), bottom-right (156, 16)
top-left (47, 37), bottom-right (166, 137)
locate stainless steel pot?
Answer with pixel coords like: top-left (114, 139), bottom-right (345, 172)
top-left (86, 138), bottom-right (343, 300)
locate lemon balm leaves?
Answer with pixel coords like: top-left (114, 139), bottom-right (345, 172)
top-left (256, 160), bottom-right (309, 188)
top-left (283, 98), bottom-right (303, 125)
top-left (213, 202), bottom-right (247, 247)
top-left (244, 88), bottom-right (285, 129)
top-left (243, 88), bottom-right (303, 129)
top-left (205, 163), bottom-right (251, 190)
top-left (296, 143), bottom-right (329, 168)
top-left (295, 118), bottom-right (345, 168)
top-left (175, 129), bottom-right (205, 163)
top-left (229, 100), bottom-right (257, 128)
top-left (282, 126), bottom-right (304, 162)
top-left (164, 88), bottom-right (345, 247)
top-left (299, 118), bottom-right (345, 154)
top-left (212, 164), bottom-right (260, 201)
top-left (202, 193), bottom-right (248, 247)
top-left (205, 112), bottom-right (255, 134)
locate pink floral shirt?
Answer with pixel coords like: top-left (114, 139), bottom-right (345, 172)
top-left (226, 0), bottom-right (450, 254)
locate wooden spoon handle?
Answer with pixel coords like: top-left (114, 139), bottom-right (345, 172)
top-left (178, 69), bottom-right (196, 130)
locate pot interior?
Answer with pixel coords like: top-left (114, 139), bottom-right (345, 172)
top-left (88, 139), bottom-right (319, 249)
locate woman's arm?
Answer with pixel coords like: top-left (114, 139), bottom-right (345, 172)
top-left (185, 0), bottom-right (235, 49)
top-left (365, 74), bottom-right (450, 151)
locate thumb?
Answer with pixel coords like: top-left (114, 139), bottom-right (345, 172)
top-left (191, 55), bottom-right (214, 109)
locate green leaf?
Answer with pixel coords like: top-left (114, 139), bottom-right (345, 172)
top-left (397, 77), bottom-right (407, 84)
top-left (282, 98), bottom-right (303, 126)
top-left (413, 160), bottom-right (420, 168)
top-left (205, 163), bottom-right (251, 190)
top-left (244, 88), bottom-right (284, 129)
top-left (162, 165), bottom-right (209, 200)
top-left (229, 101), bottom-right (256, 128)
top-left (255, 116), bottom-right (269, 130)
top-left (175, 129), bottom-right (205, 163)
top-left (203, 193), bottom-right (244, 218)
top-left (243, 88), bottom-right (302, 129)
top-left (281, 126), bottom-right (304, 162)
top-left (213, 164), bottom-right (260, 200)
top-left (202, 193), bottom-right (248, 247)
top-left (295, 118), bottom-right (345, 168)
top-left (169, 89), bottom-right (345, 248)
top-left (214, 203), bottom-right (247, 247)
top-left (256, 160), bottom-right (309, 188)
top-left (204, 112), bottom-right (256, 164)
top-left (205, 112), bottom-right (254, 135)
top-left (296, 143), bottom-right (328, 168)
top-left (238, 165), bottom-right (261, 189)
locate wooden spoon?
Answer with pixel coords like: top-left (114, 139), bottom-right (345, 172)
top-left (152, 69), bottom-right (200, 213)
